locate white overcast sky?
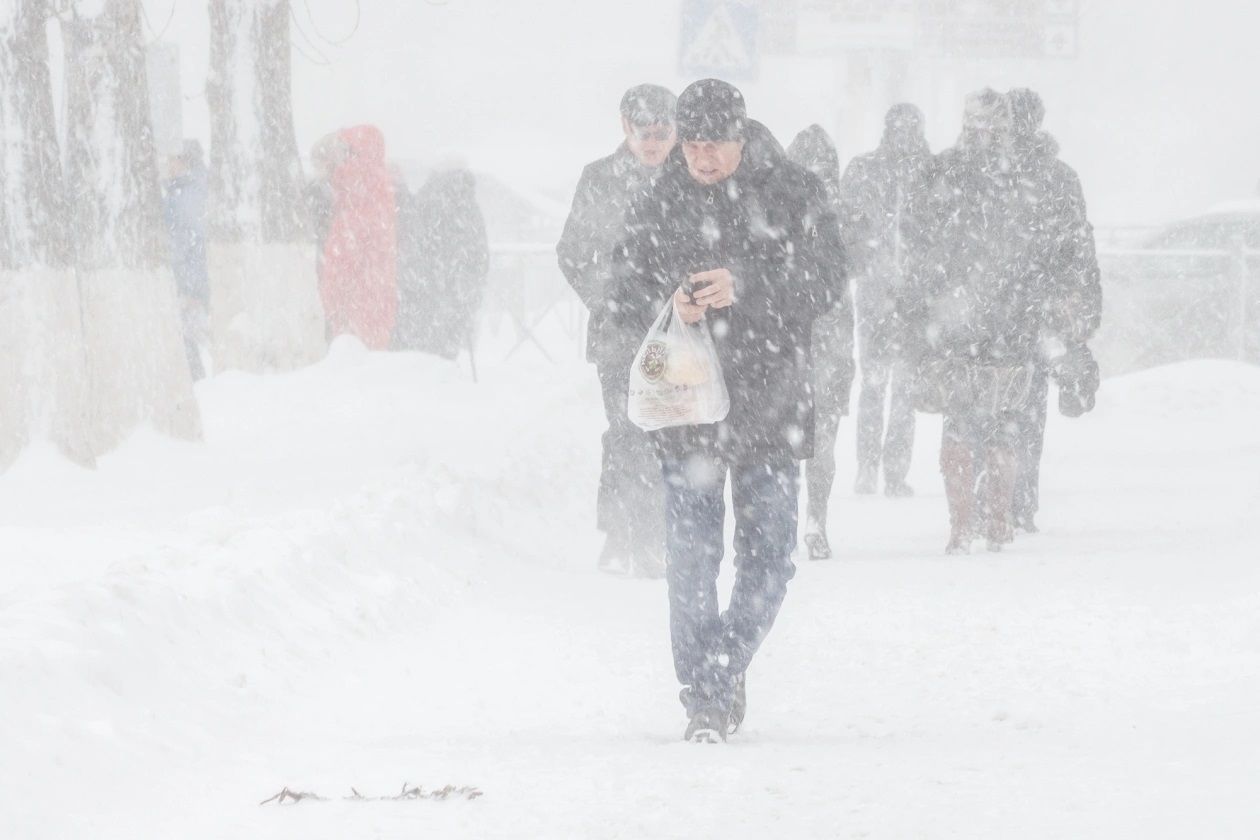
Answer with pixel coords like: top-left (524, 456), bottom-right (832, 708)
top-left (144, 0), bottom-right (1259, 225)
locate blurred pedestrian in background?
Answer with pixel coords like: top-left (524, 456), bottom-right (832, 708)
top-left (787, 124), bottom-right (855, 560)
top-left (395, 166), bottom-right (490, 360)
top-left (163, 139), bottom-right (211, 381)
top-left (317, 125), bottom-right (398, 350)
top-left (557, 83), bottom-right (677, 578)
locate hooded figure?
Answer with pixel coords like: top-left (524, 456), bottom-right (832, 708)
top-left (610, 79), bottom-right (847, 741)
top-left (838, 104), bottom-right (935, 500)
top-left (395, 168), bottom-right (489, 358)
top-left (907, 88), bottom-right (1054, 553)
top-left (319, 125), bottom-right (398, 350)
top-left (786, 124), bottom-right (855, 560)
top-left (1005, 88), bottom-right (1102, 531)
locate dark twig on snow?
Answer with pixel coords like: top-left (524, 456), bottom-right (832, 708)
top-left (259, 787), bottom-right (327, 806)
top-left (260, 783), bottom-right (483, 805)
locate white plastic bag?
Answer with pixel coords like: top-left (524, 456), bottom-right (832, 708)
top-left (627, 299), bottom-right (730, 431)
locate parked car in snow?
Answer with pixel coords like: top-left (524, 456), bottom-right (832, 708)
top-left (1095, 201), bottom-right (1260, 376)
top-left (1141, 201), bottom-right (1260, 251)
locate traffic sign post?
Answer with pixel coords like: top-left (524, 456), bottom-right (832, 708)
top-left (679, 0), bottom-right (761, 82)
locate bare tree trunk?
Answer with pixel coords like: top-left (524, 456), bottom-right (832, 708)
top-left (0, 0), bottom-right (70, 270)
top-left (62, 0), bottom-right (167, 270)
top-left (0, 0), bottom-right (92, 469)
top-left (208, 0), bottom-right (307, 243)
top-left (206, 0), bottom-right (325, 371)
top-left (62, 0), bottom-right (202, 453)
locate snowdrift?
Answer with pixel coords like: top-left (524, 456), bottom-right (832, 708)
top-left (2, 354), bottom-right (1257, 839)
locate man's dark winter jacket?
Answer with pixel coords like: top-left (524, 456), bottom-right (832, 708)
top-left (907, 141), bottom-right (1043, 363)
top-left (609, 121), bottom-right (847, 463)
top-left (395, 169), bottom-right (490, 357)
top-left (786, 124), bottom-right (856, 411)
top-left (838, 131), bottom-right (935, 359)
top-left (1011, 131), bottom-right (1102, 347)
top-left (557, 144), bottom-right (666, 365)
top-left (907, 133), bottom-right (1101, 366)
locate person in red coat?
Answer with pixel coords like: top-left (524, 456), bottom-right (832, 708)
top-left (318, 125), bottom-right (398, 350)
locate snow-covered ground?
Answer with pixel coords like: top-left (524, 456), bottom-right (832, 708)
top-left (3, 334), bottom-right (1258, 839)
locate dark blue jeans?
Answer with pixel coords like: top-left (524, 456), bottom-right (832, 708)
top-left (661, 453), bottom-right (799, 712)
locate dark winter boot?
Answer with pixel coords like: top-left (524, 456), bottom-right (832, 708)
top-left (941, 440), bottom-right (977, 555)
top-left (1014, 511), bottom-right (1039, 534)
top-left (854, 464), bottom-right (878, 495)
top-left (630, 545), bottom-right (666, 579)
top-left (684, 706), bottom-right (729, 743)
top-left (597, 533), bottom-right (629, 575)
top-left (728, 672), bottom-right (747, 735)
top-left (883, 477), bottom-right (915, 498)
top-left (802, 518), bottom-right (832, 560)
top-left (984, 447), bottom-right (1018, 551)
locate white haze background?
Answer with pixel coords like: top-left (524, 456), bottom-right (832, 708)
top-left (134, 0), bottom-right (1260, 224)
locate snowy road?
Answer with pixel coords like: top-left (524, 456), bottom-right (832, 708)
top-left (2, 342), bottom-right (1258, 839)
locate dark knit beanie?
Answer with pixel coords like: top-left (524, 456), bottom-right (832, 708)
top-left (675, 79), bottom-right (746, 142)
top-left (619, 84), bottom-right (677, 127)
top-left (1007, 88), bottom-right (1046, 137)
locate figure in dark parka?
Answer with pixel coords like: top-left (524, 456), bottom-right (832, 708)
top-left (786, 125), bottom-right (856, 560)
top-left (610, 80), bottom-right (846, 741)
top-left (1005, 88), bottom-right (1102, 532)
top-left (908, 89), bottom-right (1040, 553)
top-left (556, 84), bottom-right (677, 578)
top-left (838, 104), bottom-right (935, 499)
top-left (395, 167), bottom-right (490, 359)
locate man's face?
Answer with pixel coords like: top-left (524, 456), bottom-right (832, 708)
top-left (623, 119), bottom-right (676, 168)
top-left (682, 139), bottom-right (745, 185)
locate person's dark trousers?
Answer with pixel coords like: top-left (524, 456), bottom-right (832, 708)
top-left (856, 355), bottom-right (916, 482)
top-left (805, 341), bottom-right (853, 529)
top-left (178, 293), bottom-right (208, 382)
top-left (1014, 365), bottom-right (1049, 527)
top-left (806, 408), bottom-right (841, 529)
top-left (662, 453), bottom-right (799, 711)
top-left (943, 398), bottom-right (1021, 547)
top-left (595, 359), bottom-right (665, 558)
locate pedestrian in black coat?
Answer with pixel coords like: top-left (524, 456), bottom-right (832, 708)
top-left (1006, 88), bottom-right (1102, 532)
top-left (786, 124), bottom-right (855, 559)
top-left (556, 83), bottom-right (677, 577)
top-left (610, 79), bottom-right (846, 741)
top-left (909, 89), bottom-right (1040, 553)
top-left (395, 168), bottom-right (490, 359)
top-left (839, 104), bottom-right (935, 499)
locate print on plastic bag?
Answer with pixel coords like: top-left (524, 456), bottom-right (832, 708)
top-left (627, 299), bottom-right (730, 431)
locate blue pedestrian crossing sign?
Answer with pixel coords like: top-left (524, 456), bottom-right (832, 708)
top-left (679, 0), bottom-right (759, 82)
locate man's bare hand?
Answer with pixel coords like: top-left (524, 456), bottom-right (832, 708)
top-left (688, 268), bottom-right (735, 309)
top-left (674, 286), bottom-right (707, 324)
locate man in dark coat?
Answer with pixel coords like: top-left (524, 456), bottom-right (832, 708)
top-left (838, 104), bottom-right (935, 498)
top-left (610, 80), bottom-right (846, 741)
top-left (395, 167), bottom-right (490, 359)
top-left (908, 89), bottom-right (1043, 553)
top-left (163, 140), bottom-right (210, 381)
top-left (786, 125), bottom-right (855, 560)
top-left (557, 83), bottom-right (677, 578)
top-left (1006, 88), bottom-right (1102, 532)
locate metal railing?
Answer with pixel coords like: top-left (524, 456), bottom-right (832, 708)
top-left (482, 243), bottom-right (586, 363)
top-left (482, 239), bottom-right (1260, 378)
top-left (1095, 237), bottom-right (1260, 376)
